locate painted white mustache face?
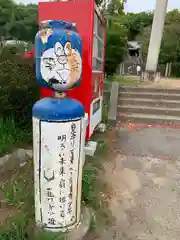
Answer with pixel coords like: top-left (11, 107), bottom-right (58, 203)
top-left (40, 42), bottom-right (82, 92)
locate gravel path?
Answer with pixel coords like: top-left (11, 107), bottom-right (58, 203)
top-left (99, 127), bottom-right (180, 240)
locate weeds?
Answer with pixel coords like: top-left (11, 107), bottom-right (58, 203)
top-left (0, 114), bottom-right (112, 238)
top-left (0, 214), bottom-right (32, 240)
top-left (0, 214), bottom-right (65, 240)
top-left (105, 74), bottom-right (140, 86)
top-left (0, 161), bottom-right (65, 239)
top-left (1, 176), bottom-right (33, 208)
top-left (82, 136), bottom-right (112, 229)
top-left (0, 118), bottom-right (31, 157)
top-left (114, 76), bottom-right (139, 86)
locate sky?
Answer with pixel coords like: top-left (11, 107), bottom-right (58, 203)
top-left (15, 0), bottom-right (180, 13)
top-left (125, 0), bottom-right (180, 13)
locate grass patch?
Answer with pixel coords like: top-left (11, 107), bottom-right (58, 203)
top-left (82, 132), bottom-right (112, 229)
top-left (114, 76), bottom-right (139, 86)
top-left (106, 75), bottom-right (140, 86)
top-left (0, 118), bottom-right (31, 157)
top-left (0, 130), bottom-right (113, 239)
top-left (0, 161), bottom-right (34, 239)
top-left (0, 214), bottom-right (65, 240)
top-left (102, 102), bottom-right (109, 125)
top-left (0, 161), bottom-right (65, 240)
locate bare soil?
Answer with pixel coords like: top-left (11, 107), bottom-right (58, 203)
top-left (122, 75), bottom-right (180, 89)
top-left (3, 125), bottom-right (180, 239)
top-left (141, 78), bottom-right (180, 88)
top-left (95, 125), bottom-right (180, 240)
top-left (0, 155), bottom-right (32, 226)
top-left (0, 207), bottom-right (17, 225)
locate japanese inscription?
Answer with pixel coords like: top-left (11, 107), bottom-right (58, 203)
top-left (40, 120), bottom-right (81, 229)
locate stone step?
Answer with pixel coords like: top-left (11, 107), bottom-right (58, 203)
top-left (119, 86), bottom-right (180, 94)
top-left (118, 105), bottom-right (180, 117)
top-left (119, 92), bottom-right (180, 101)
top-left (118, 113), bottom-right (180, 125)
top-left (119, 98), bottom-right (180, 108)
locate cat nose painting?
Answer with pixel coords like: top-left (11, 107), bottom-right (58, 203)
top-left (40, 41), bottom-right (82, 92)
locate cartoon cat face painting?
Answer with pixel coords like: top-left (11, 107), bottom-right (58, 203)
top-left (40, 41), bottom-right (82, 91)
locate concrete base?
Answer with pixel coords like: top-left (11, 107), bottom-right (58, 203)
top-left (35, 207), bottom-right (91, 240)
top-left (66, 207), bottom-right (91, 240)
top-left (84, 141), bottom-right (97, 157)
top-left (142, 71), bottom-right (160, 82)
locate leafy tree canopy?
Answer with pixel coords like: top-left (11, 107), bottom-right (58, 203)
top-left (3, 1), bottom-right (180, 76)
top-left (0, 0), bottom-right (38, 41)
top-left (136, 9), bottom-right (180, 64)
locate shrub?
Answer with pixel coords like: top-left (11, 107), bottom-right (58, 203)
top-left (0, 48), bottom-right (38, 128)
top-left (0, 117), bottom-right (31, 156)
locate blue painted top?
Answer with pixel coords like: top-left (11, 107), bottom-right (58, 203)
top-left (35, 20), bottom-right (82, 92)
top-left (33, 97), bottom-right (85, 121)
top-left (46, 20), bottom-right (77, 32)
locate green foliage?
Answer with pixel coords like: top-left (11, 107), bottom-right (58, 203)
top-left (0, 47), bottom-right (39, 128)
top-left (0, 118), bottom-right (31, 156)
top-left (0, 213), bottom-right (65, 240)
top-left (2, 178), bottom-right (32, 207)
top-left (165, 8), bottom-right (180, 24)
top-left (0, 0), bottom-right (38, 42)
top-left (104, 8), bottom-right (180, 76)
top-left (0, 161), bottom-right (65, 240)
top-left (114, 76), bottom-right (140, 86)
top-left (0, 0), bottom-right (128, 77)
top-left (82, 166), bottom-right (100, 209)
top-left (160, 24), bottom-right (180, 64)
top-left (103, 0), bottom-right (127, 76)
top-left (137, 9), bottom-right (180, 66)
top-left (0, 133), bottom-right (111, 238)
top-left (105, 0), bottom-right (125, 15)
top-left (82, 137), bottom-right (111, 228)
top-left (0, 214), bottom-right (32, 240)
top-left (120, 12), bottom-right (153, 40)
top-left (105, 20), bottom-right (127, 75)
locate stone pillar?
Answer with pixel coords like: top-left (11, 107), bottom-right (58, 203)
top-left (34, 20), bottom-right (91, 239)
top-left (145, 0), bottom-right (168, 81)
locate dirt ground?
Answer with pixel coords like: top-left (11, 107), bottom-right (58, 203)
top-left (124, 75), bottom-right (180, 88)
top-left (1, 125), bottom-right (180, 239)
top-left (141, 78), bottom-right (180, 89)
top-left (96, 125), bottom-right (180, 240)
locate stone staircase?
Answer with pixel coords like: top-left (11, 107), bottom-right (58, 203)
top-left (118, 86), bottom-right (180, 125)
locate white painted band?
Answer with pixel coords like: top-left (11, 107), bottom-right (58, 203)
top-left (33, 116), bottom-right (86, 232)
